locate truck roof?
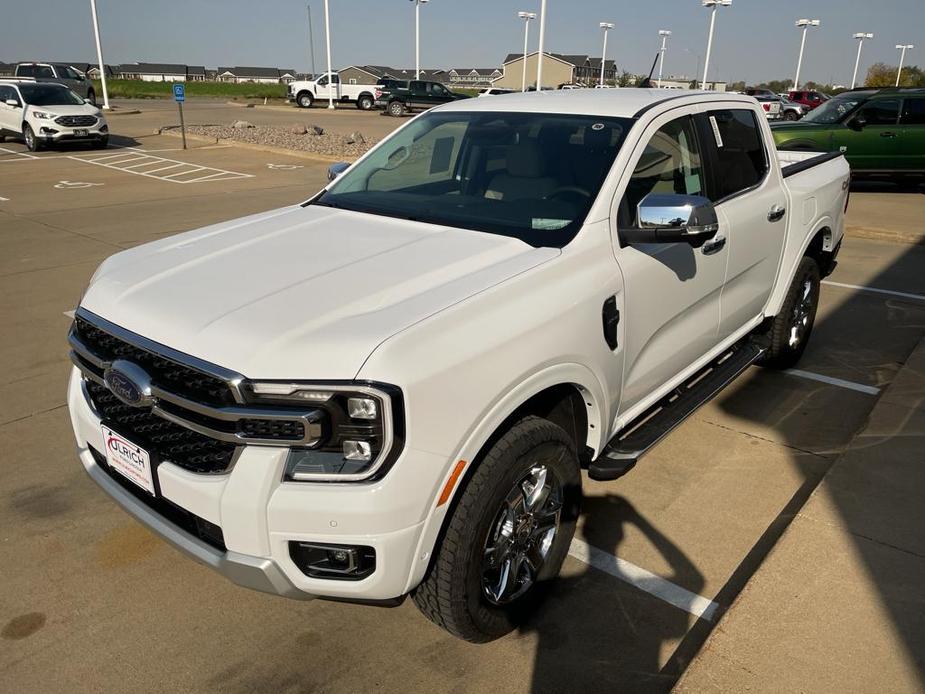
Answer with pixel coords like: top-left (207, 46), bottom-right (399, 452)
top-left (436, 88), bottom-right (758, 118)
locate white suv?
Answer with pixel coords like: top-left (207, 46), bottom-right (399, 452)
top-left (0, 79), bottom-right (109, 151)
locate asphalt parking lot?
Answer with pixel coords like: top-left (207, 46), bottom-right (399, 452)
top-left (2, 102), bottom-right (924, 692)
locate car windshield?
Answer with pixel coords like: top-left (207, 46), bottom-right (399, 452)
top-left (802, 96), bottom-right (865, 124)
top-left (19, 83), bottom-right (85, 106)
top-left (315, 110), bottom-right (631, 248)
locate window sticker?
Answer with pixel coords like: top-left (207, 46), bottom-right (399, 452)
top-left (709, 115), bottom-right (724, 148)
top-left (532, 218), bottom-right (571, 230)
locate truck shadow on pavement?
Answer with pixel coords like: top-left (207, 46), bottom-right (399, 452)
top-left (524, 495), bottom-right (702, 693)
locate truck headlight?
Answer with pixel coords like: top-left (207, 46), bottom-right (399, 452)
top-left (244, 382), bottom-right (404, 482)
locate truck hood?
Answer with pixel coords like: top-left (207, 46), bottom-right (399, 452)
top-left (81, 205), bottom-right (558, 380)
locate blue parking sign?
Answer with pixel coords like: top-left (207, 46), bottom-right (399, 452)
top-left (173, 83), bottom-right (185, 102)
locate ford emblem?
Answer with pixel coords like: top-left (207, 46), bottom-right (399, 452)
top-left (103, 360), bottom-right (154, 408)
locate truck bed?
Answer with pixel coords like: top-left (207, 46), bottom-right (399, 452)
top-left (778, 150), bottom-right (844, 178)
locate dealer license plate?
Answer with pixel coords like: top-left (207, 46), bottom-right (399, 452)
top-left (101, 425), bottom-right (155, 495)
top-left (74, 129), bottom-right (89, 136)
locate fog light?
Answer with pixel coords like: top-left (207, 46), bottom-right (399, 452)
top-left (289, 541), bottom-right (376, 580)
top-left (347, 397), bottom-right (377, 419)
top-left (343, 440), bottom-right (371, 461)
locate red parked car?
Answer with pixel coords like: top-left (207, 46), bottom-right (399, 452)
top-left (788, 90), bottom-right (830, 111)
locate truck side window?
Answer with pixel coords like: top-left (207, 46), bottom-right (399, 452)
top-left (16, 65), bottom-right (34, 77)
top-left (704, 109), bottom-right (768, 201)
top-left (858, 99), bottom-right (900, 126)
top-left (619, 116), bottom-right (704, 227)
top-left (901, 98), bottom-right (925, 125)
top-left (35, 65), bottom-right (54, 78)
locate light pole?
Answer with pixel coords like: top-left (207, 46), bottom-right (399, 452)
top-left (599, 22), bottom-right (615, 87)
top-left (307, 4), bottom-right (317, 78)
top-left (323, 0), bottom-right (334, 108)
top-left (701, 0), bottom-right (731, 91)
top-left (896, 44), bottom-right (914, 86)
top-left (89, 0), bottom-right (110, 109)
top-left (792, 19), bottom-right (820, 90)
top-left (850, 33), bottom-right (873, 89)
top-left (411, 0), bottom-right (430, 80)
top-left (657, 29), bottom-right (672, 88)
top-left (518, 11), bottom-right (536, 92)
top-left (536, 0), bottom-right (547, 91)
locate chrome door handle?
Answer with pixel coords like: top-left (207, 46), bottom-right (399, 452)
top-left (768, 205), bottom-right (786, 222)
top-left (702, 235), bottom-right (726, 255)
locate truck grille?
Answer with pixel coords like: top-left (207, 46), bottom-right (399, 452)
top-left (87, 381), bottom-right (238, 473)
top-left (55, 115), bottom-right (98, 127)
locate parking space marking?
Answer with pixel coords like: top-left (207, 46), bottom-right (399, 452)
top-left (568, 538), bottom-right (720, 621)
top-left (71, 152), bottom-right (254, 184)
top-left (0, 196), bottom-right (8, 201)
top-left (63, 310), bottom-right (75, 319)
top-left (823, 280), bottom-right (925, 302)
top-left (0, 145), bottom-right (38, 160)
top-left (784, 369), bottom-right (881, 395)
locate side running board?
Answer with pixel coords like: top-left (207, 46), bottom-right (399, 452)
top-left (589, 342), bottom-right (766, 481)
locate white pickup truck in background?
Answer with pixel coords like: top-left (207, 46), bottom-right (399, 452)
top-left (68, 90), bottom-right (849, 643)
top-left (287, 72), bottom-right (377, 110)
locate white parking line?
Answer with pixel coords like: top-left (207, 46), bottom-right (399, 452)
top-left (823, 280), bottom-right (925, 302)
top-left (72, 152), bottom-right (253, 184)
top-left (0, 195), bottom-right (8, 201)
top-left (63, 310), bottom-right (75, 319)
top-left (0, 145), bottom-right (37, 160)
top-left (784, 369), bottom-right (881, 395)
top-left (568, 538), bottom-right (720, 621)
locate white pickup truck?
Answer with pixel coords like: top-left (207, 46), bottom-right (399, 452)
top-left (68, 90), bottom-right (849, 642)
top-left (287, 72), bottom-right (377, 110)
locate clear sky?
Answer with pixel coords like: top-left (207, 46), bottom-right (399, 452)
top-left (3, 0), bottom-right (922, 85)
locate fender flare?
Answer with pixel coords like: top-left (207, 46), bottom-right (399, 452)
top-left (401, 362), bottom-right (609, 593)
top-left (765, 219), bottom-right (834, 317)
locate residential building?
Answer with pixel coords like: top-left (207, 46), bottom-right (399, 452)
top-left (494, 52), bottom-right (582, 90)
top-left (215, 66), bottom-right (291, 84)
top-left (0, 62), bottom-right (12, 76)
top-left (338, 65), bottom-right (397, 85)
top-left (447, 68), bottom-right (503, 87)
top-left (119, 63), bottom-right (189, 82)
top-left (187, 65), bottom-right (206, 81)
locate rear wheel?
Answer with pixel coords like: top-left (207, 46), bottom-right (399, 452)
top-left (356, 94), bottom-right (374, 110)
top-left (297, 92), bottom-right (313, 108)
top-left (23, 124), bottom-right (41, 152)
top-left (783, 110), bottom-right (800, 121)
top-left (388, 100), bottom-right (406, 117)
top-left (412, 416), bottom-right (581, 642)
top-left (759, 256), bottom-right (820, 369)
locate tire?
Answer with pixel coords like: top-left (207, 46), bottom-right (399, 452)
top-left (412, 416), bottom-right (582, 642)
top-left (783, 110), bottom-right (799, 121)
top-left (388, 100), bottom-right (406, 117)
top-left (357, 94), bottom-right (374, 111)
top-left (297, 91), bottom-right (313, 108)
top-left (759, 256), bottom-right (820, 369)
top-left (87, 89), bottom-right (96, 106)
top-left (92, 136), bottom-right (109, 149)
top-left (23, 124), bottom-right (41, 152)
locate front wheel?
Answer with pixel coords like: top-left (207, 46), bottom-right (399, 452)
top-left (297, 92), bottom-right (313, 108)
top-left (23, 124), bottom-right (42, 152)
top-left (412, 416), bottom-right (581, 642)
top-left (759, 256), bottom-right (820, 369)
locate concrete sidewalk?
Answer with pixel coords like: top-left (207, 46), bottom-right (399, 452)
top-left (677, 337), bottom-right (925, 693)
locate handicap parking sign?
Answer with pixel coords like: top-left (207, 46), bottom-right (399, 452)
top-left (173, 83), bottom-right (185, 102)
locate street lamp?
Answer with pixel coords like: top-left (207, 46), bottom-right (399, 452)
top-left (792, 19), bottom-right (821, 90)
top-left (518, 11), bottom-right (536, 92)
top-left (701, 0), bottom-right (731, 91)
top-left (411, 0), bottom-right (430, 80)
top-left (599, 22), bottom-right (615, 87)
top-left (89, 0), bottom-right (110, 109)
top-left (536, 0), bottom-right (547, 91)
top-left (896, 44), bottom-right (914, 86)
top-left (323, 0), bottom-right (334, 108)
top-left (850, 33), bottom-right (873, 89)
top-left (657, 29), bottom-right (672, 88)
top-left (307, 4), bottom-right (317, 78)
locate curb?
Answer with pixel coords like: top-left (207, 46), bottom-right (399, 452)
top-left (105, 109), bottom-right (142, 116)
top-left (158, 128), bottom-right (354, 164)
top-left (845, 225), bottom-right (925, 246)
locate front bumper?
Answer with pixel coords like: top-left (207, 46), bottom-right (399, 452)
top-left (36, 120), bottom-right (108, 142)
top-left (68, 367), bottom-right (441, 601)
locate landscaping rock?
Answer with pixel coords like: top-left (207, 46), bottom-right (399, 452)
top-left (289, 123), bottom-right (307, 135)
top-left (183, 124), bottom-right (377, 159)
top-left (346, 131), bottom-right (366, 145)
top-left (231, 120), bottom-right (255, 129)
top-left (309, 125), bottom-right (324, 136)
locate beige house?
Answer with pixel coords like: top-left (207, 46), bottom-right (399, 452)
top-left (493, 52), bottom-right (578, 90)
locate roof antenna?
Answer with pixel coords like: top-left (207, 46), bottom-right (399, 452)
top-left (637, 52), bottom-right (660, 88)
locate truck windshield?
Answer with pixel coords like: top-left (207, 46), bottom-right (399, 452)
top-left (315, 110), bottom-right (632, 248)
top-left (802, 95), bottom-right (865, 124)
top-left (19, 83), bottom-right (85, 106)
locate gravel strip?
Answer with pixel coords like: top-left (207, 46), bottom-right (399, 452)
top-left (166, 123), bottom-right (378, 159)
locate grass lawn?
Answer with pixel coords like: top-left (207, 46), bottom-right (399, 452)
top-left (92, 79), bottom-right (287, 99)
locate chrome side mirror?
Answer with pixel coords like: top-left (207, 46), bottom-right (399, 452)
top-left (327, 161), bottom-right (350, 182)
top-left (624, 193), bottom-right (719, 247)
top-left (5, 99), bottom-right (20, 108)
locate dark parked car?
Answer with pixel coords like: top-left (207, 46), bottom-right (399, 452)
top-left (772, 87), bottom-right (925, 173)
top-left (15, 63), bottom-right (96, 104)
top-left (375, 80), bottom-right (469, 117)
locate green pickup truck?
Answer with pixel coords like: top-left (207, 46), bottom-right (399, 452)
top-left (375, 80), bottom-right (469, 117)
top-left (772, 87), bottom-right (925, 174)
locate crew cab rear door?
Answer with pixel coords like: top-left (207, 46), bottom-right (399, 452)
top-left (898, 96), bottom-right (925, 171)
top-left (696, 107), bottom-right (787, 337)
top-left (613, 111), bottom-right (727, 412)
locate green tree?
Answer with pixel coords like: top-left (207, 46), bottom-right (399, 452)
top-left (865, 62), bottom-right (925, 87)
top-left (617, 70), bottom-right (636, 87)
